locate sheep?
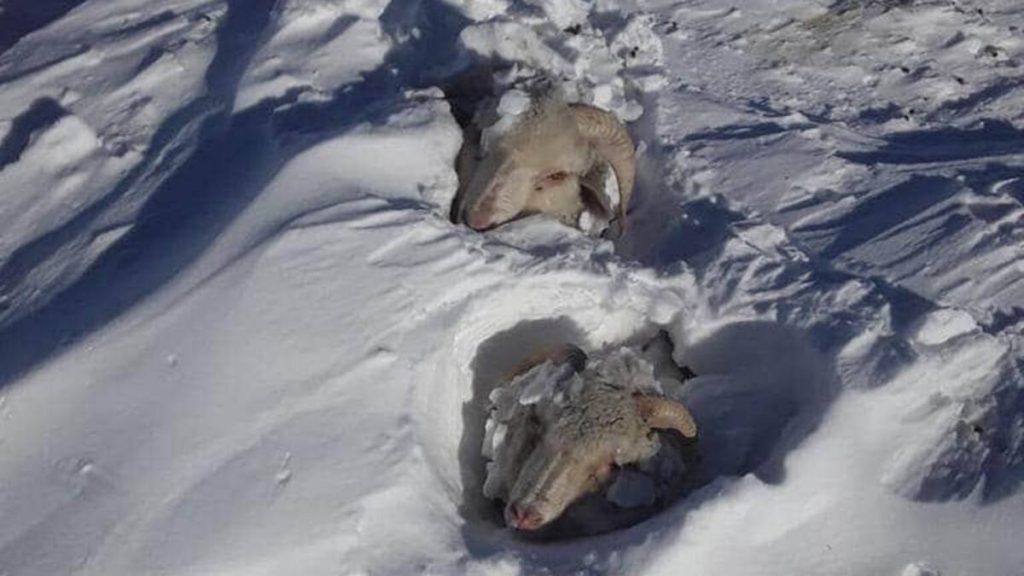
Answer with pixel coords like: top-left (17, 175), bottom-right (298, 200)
top-left (451, 92), bottom-right (636, 237)
top-left (482, 343), bottom-right (697, 533)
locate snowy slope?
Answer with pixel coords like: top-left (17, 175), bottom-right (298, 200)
top-left (1, 0), bottom-right (1023, 575)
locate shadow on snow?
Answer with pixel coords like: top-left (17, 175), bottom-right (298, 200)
top-left (0, 0), bottom-right (472, 388)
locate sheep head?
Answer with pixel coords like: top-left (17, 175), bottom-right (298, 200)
top-left (456, 98), bottom-right (635, 234)
top-left (500, 347), bottom-right (697, 532)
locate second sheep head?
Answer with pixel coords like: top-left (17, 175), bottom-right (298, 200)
top-left (488, 344), bottom-right (698, 533)
top-left (453, 95), bottom-right (636, 236)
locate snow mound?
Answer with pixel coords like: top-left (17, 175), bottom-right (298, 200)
top-left (1, 0), bottom-right (1023, 574)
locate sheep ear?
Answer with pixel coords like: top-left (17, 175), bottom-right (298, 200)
top-left (537, 344), bottom-right (587, 373)
top-left (569, 103), bottom-right (635, 230)
top-left (511, 344), bottom-right (588, 379)
top-left (579, 164), bottom-right (614, 220)
top-left (556, 345), bottom-right (588, 373)
top-left (635, 395), bottom-right (698, 438)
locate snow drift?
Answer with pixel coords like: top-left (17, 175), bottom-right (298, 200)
top-left (1, 0), bottom-right (1023, 575)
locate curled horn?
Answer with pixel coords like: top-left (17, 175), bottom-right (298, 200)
top-left (635, 395), bottom-right (698, 438)
top-left (569, 103), bottom-right (636, 230)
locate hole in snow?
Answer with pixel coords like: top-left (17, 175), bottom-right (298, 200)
top-left (461, 322), bottom-right (702, 540)
top-left (456, 317), bottom-right (591, 533)
top-left (451, 318), bottom-right (838, 560)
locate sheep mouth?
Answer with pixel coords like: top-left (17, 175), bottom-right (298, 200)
top-left (464, 207), bottom-right (544, 232)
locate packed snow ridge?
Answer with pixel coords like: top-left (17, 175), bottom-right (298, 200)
top-left (0, 0), bottom-right (1023, 575)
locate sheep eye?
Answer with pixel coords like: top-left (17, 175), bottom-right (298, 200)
top-left (534, 171), bottom-right (569, 192)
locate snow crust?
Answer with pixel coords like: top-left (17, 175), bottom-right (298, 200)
top-left (1, 0), bottom-right (1023, 575)
top-left (233, 0), bottom-right (392, 112)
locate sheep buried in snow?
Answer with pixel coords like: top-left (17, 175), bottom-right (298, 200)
top-left (482, 343), bottom-right (698, 533)
top-left (452, 92), bottom-right (636, 236)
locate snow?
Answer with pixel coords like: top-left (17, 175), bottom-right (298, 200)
top-left (912, 308), bottom-right (978, 346)
top-left (1, 0), bottom-right (1023, 575)
top-left (233, 0), bottom-right (392, 112)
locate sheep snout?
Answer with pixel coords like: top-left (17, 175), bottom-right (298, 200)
top-left (505, 502), bottom-right (545, 531)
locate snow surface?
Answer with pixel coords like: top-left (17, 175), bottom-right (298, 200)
top-left (1, 0), bottom-right (1023, 575)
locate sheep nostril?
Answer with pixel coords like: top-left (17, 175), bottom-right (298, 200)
top-left (504, 503), bottom-right (523, 528)
top-left (467, 209), bottom-right (494, 231)
top-left (506, 502), bottom-right (543, 531)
